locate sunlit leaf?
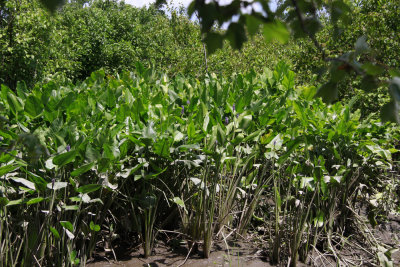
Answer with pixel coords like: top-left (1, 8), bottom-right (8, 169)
top-left (263, 20), bottom-right (289, 44)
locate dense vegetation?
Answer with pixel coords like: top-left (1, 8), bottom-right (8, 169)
top-left (0, 0), bottom-right (399, 266)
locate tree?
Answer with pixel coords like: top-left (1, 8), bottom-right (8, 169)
top-left (38, 0), bottom-right (400, 122)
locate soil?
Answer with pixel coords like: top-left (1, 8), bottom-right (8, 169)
top-left (87, 213), bottom-right (400, 267)
top-left (88, 239), bottom-right (282, 267)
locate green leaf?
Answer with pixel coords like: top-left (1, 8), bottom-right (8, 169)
top-left (242, 129), bottom-right (264, 143)
top-left (6, 199), bottom-right (24, 206)
top-left (85, 144), bottom-right (101, 162)
top-left (53, 150), bottom-right (77, 166)
top-left (90, 221), bottom-right (100, 232)
top-left (70, 250), bottom-right (80, 265)
top-left (154, 138), bottom-right (171, 158)
top-left (50, 226), bottom-right (60, 239)
top-left (71, 162), bottom-right (95, 177)
top-left (362, 63), bottom-right (384, 76)
top-left (204, 32), bottom-right (224, 54)
top-left (0, 163), bottom-right (20, 176)
top-left (172, 197), bottom-right (185, 208)
top-left (355, 35), bottom-right (369, 56)
top-left (226, 22), bottom-right (247, 50)
top-left (76, 184), bottom-right (102, 194)
top-left (39, 0), bottom-right (65, 13)
top-left (238, 114), bottom-right (252, 130)
top-left (246, 15), bottom-right (262, 36)
top-left (277, 137), bottom-right (302, 164)
top-left (143, 122), bottom-right (157, 141)
top-left (27, 197), bottom-right (45, 205)
top-left (360, 75), bottom-right (378, 92)
top-left (60, 221), bottom-right (74, 232)
top-left (187, 121), bottom-right (196, 140)
top-left (263, 20), bottom-right (289, 44)
top-left (26, 171), bottom-right (47, 192)
top-left (25, 95), bottom-right (44, 118)
top-left (313, 210), bottom-right (325, 227)
top-left (315, 82), bottom-right (338, 103)
top-left (0, 197), bottom-right (9, 207)
top-left (7, 92), bottom-right (23, 115)
top-left (381, 101), bottom-right (399, 123)
top-left (230, 133), bottom-right (244, 145)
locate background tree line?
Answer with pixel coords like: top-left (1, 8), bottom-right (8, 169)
top-left (1, 0), bottom-right (399, 116)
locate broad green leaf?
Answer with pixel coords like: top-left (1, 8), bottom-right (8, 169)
top-left (27, 197), bottom-right (45, 205)
top-left (362, 63), bottom-right (384, 76)
top-left (154, 138), bottom-right (171, 158)
top-left (238, 115), bottom-right (252, 130)
top-left (246, 15), bottom-right (262, 36)
top-left (50, 227), bottom-right (60, 239)
top-left (230, 133), bottom-right (244, 145)
top-left (7, 92), bottom-right (23, 115)
top-left (7, 199), bottom-right (24, 206)
top-left (60, 221), bottom-right (74, 232)
top-left (242, 130), bottom-right (264, 143)
top-left (315, 82), bottom-right (338, 103)
top-left (381, 101), bottom-right (399, 123)
top-left (85, 144), bottom-right (101, 162)
top-left (71, 162), bottom-right (95, 177)
top-left (226, 23), bottom-right (247, 50)
top-left (187, 121), bottom-right (196, 140)
top-left (25, 171), bottom-right (47, 192)
top-left (25, 95), bottom-right (44, 117)
top-left (76, 184), bottom-right (101, 194)
top-left (0, 163), bottom-right (20, 176)
top-left (204, 32), bottom-right (223, 54)
top-left (53, 150), bottom-right (77, 166)
top-left (263, 20), bottom-right (289, 44)
top-left (355, 35), bottom-right (369, 56)
top-left (143, 122), bottom-right (157, 141)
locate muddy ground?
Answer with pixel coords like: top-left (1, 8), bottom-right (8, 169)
top-left (87, 214), bottom-right (400, 267)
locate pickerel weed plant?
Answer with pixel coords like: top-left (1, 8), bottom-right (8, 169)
top-left (0, 62), bottom-right (398, 266)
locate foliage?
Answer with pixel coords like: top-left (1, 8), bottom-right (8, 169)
top-left (0, 64), bottom-right (398, 265)
top-left (0, 0), bottom-right (54, 89)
